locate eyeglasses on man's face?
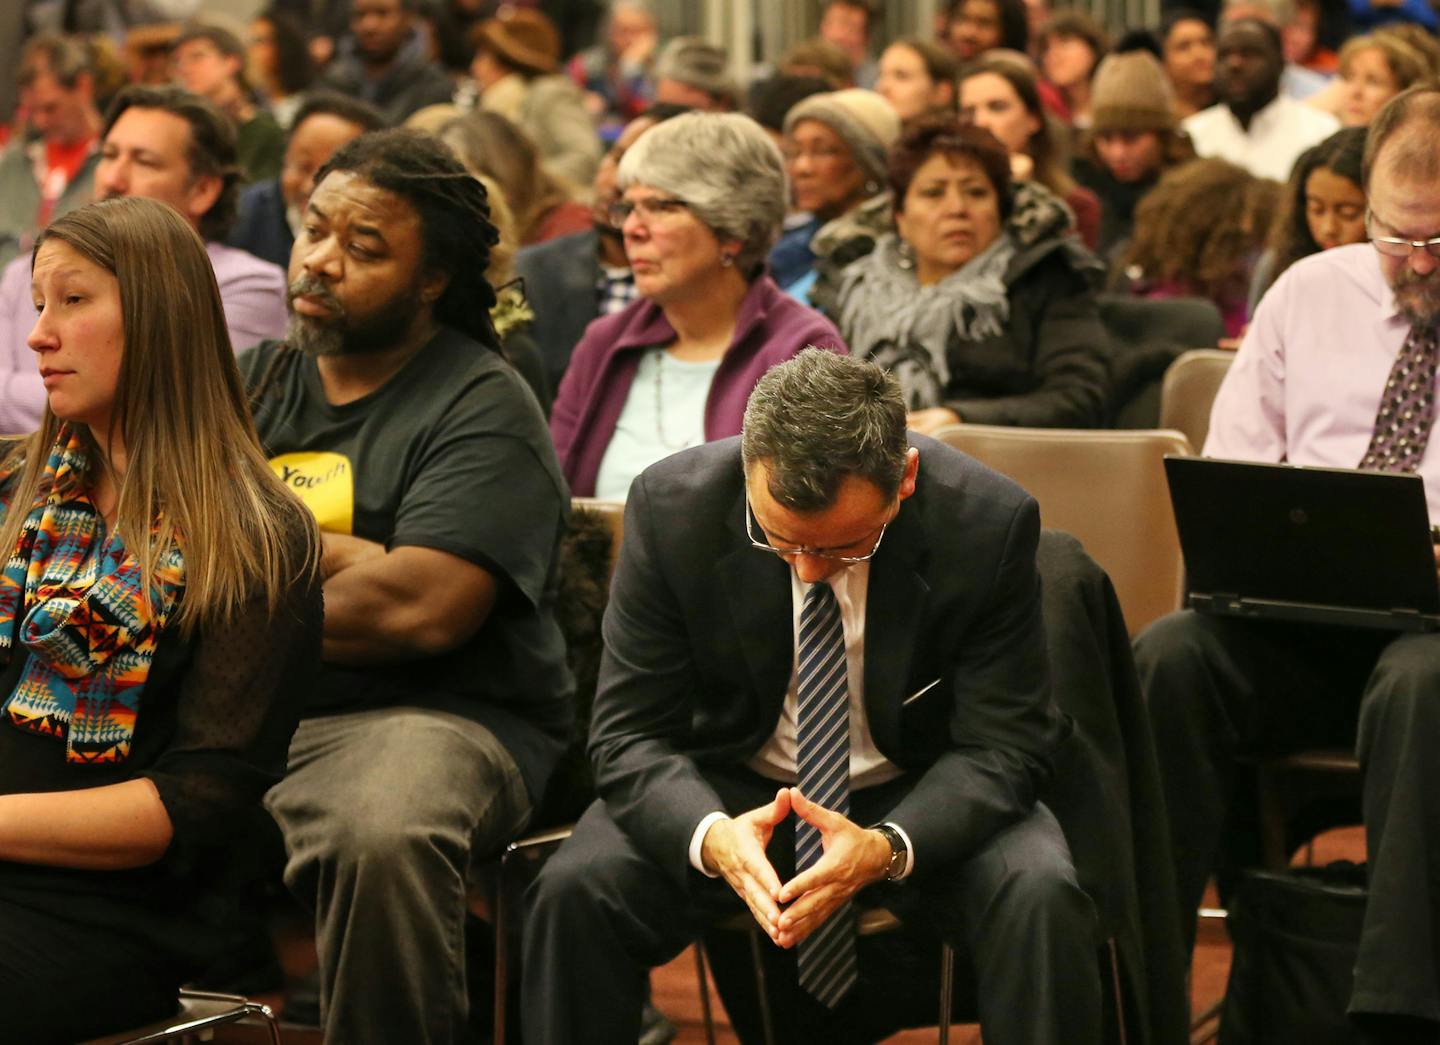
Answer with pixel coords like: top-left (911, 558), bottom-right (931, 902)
top-left (1366, 208), bottom-right (1440, 260)
top-left (744, 493), bottom-right (889, 565)
top-left (607, 196), bottom-right (691, 230)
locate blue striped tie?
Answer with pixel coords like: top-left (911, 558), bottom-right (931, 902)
top-left (794, 581), bottom-right (858, 1009)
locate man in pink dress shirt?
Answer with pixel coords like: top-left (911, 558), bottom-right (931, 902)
top-left (0, 85), bottom-right (287, 434)
top-left (1135, 86), bottom-right (1440, 1045)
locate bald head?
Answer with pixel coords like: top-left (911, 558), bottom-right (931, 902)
top-left (1364, 86), bottom-right (1440, 191)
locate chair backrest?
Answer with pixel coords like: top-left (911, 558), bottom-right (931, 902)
top-left (1159, 349), bottom-right (1236, 456)
top-left (932, 425), bottom-right (1193, 636)
top-left (571, 497), bottom-right (625, 577)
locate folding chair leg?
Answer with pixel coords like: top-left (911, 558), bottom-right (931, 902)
top-left (493, 850), bottom-right (511, 1045)
top-left (746, 928), bottom-right (777, 1045)
top-left (693, 944), bottom-right (718, 1045)
top-left (938, 942), bottom-right (954, 1044)
top-left (1108, 936), bottom-right (1129, 1045)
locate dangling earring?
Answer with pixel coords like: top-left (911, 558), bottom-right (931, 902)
top-left (864, 179), bottom-right (880, 197)
top-left (719, 251), bottom-right (736, 268)
top-left (897, 239), bottom-right (915, 270)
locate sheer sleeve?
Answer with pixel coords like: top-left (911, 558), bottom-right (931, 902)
top-left (139, 525), bottom-right (322, 861)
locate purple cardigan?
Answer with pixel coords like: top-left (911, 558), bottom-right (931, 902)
top-left (550, 275), bottom-right (847, 496)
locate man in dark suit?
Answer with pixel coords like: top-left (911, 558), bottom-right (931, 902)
top-left (522, 350), bottom-right (1101, 1044)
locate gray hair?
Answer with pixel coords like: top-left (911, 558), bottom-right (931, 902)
top-left (654, 36), bottom-right (739, 107)
top-left (618, 111), bottom-right (788, 277)
top-left (742, 349), bottom-right (908, 511)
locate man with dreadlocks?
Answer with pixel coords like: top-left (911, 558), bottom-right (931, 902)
top-left (241, 127), bottom-right (573, 1044)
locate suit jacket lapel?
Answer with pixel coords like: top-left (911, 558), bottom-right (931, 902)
top-left (718, 489), bottom-right (794, 735)
top-left (862, 499), bottom-right (930, 754)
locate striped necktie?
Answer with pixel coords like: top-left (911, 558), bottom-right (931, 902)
top-left (794, 580), bottom-right (858, 1009)
top-left (1359, 322), bottom-right (1440, 473)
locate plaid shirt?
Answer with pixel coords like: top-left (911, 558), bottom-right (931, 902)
top-left (597, 267), bottom-right (638, 315)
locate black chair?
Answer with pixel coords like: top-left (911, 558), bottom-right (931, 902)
top-left (1099, 295), bottom-right (1227, 429)
top-left (82, 989), bottom-right (282, 1045)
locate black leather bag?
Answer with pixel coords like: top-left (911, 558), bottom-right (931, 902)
top-left (1220, 862), bottom-right (1367, 1045)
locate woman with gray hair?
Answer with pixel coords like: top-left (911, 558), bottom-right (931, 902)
top-left (550, 111), bottom-right (847, 499)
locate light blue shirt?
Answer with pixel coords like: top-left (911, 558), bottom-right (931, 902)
top-left (593, 349), bottom-right (721, 501)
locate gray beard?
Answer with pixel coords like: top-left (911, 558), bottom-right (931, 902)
top-left (286, 313), bottom-right (347, 357)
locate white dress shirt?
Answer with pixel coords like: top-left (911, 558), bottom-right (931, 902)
top-left (688, 563), bottom-right (916, 878)
top-left (1182, 95), bottom-right (1340, 182)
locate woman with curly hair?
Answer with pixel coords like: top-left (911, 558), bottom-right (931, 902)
top-left (1117, 158), bottom-right (1279, 338)
top-left (1249, 127), bottom-right (1366, 311)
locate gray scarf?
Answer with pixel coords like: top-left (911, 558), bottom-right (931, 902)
top-left (837, 231), bottom-right (1017, 409)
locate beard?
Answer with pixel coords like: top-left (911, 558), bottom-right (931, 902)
top-left (286, 273), bottom-right (425, 358)
top-left (1389, 266), bottom-right (1440, 326)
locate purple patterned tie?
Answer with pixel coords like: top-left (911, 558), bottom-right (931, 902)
top-left (1359, 323), bottom-right (1440, 473)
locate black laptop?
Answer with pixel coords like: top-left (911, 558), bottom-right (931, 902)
top-left (1164, 456), bottom-right (1440, 632)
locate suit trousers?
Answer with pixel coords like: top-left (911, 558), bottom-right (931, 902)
top-left (521, 767), bottom-right (1101, 1045)
top-left (265, 706), bottom-right (532, 1045)
top-left (1134, 609), bottom-right (1440, 1022)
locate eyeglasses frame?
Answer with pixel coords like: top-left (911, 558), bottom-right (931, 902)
top-left (1366, 207), bottom-right (1440, 260)
top-left (743, 493), bottom-right (890, 565)
top-left (606, 195), bottom-right (692, 231)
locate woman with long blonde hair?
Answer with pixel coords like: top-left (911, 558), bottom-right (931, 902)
top-left (0, 195), bottom-right (319, 1040)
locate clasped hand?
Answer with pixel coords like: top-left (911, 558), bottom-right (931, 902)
top-left (699, 787), bottom-right (891, 949)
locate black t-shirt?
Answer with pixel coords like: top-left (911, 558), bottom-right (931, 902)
top-left (239, 328), bottom-right (574, 803)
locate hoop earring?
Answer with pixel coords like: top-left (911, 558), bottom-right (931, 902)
top-left (864, 179), bottom-right (880, 196)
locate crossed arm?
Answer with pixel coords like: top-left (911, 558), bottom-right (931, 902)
top-left (318, 531), bottom-right (498, 663)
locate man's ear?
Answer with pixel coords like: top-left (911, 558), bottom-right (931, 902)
top-left (420, 269), bottom-right (450, 305)
top-left (897, 447), bottom-right (920, 502)
top-left (184, 173), bottom-right (224, 227)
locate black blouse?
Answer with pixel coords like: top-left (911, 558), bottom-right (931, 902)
top-left (0, 522), bottom-right (321, 966)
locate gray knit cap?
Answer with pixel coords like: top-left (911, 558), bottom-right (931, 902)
top-left (782, 88), bottom-right (903, 186)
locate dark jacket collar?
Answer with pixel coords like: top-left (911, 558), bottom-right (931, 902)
top-left (714, 462), bottom-right (932, 755)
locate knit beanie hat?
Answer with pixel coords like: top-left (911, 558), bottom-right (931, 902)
top-left (782, 88), bottom-right (902, 186)
top-left (1090, 52), bottom-right (1177, 134)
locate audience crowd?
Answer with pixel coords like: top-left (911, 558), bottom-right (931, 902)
top-left (2, 0), bottom-right (1439, 1042)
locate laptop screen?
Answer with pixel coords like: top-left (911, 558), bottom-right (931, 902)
top-left (1165, 457), bottom-right (1440, 617)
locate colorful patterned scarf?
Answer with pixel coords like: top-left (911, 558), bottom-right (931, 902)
top-left (0, 427), bottom-right (184, 764)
